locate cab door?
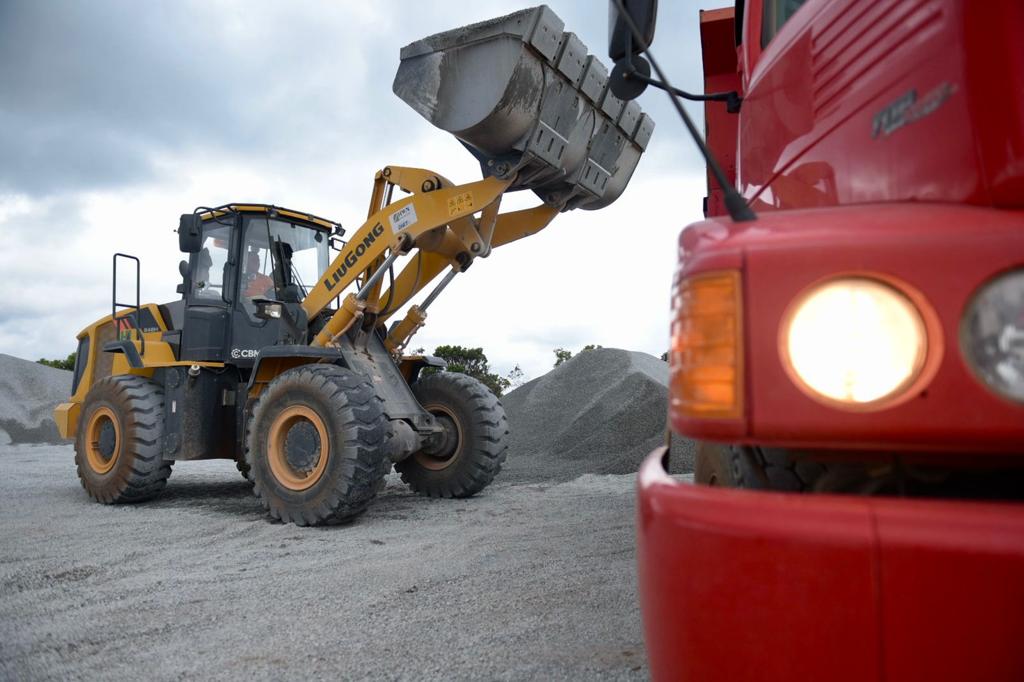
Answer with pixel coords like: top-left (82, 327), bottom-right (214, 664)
top-left (180, 216), bottom-right (237, 362)
top-left (226, 216), bottom-right (291, 369)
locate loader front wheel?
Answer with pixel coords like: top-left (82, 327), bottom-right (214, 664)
top-left (245, 364), bottom-right (388, 526)
top-left (74, 375), bottom-right (173, 504)
top-left (396, 372), bottom-right (508, 498)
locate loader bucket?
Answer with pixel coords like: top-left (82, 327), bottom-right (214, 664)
top-left (393, 5), bottom-right (654, 211)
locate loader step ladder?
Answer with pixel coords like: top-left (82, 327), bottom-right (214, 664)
top-left (112, 253), bottom-right (144, 355)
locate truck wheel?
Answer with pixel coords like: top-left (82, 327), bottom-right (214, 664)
top-left (245, 364), bottom-right (388, 526)
top-left (695, 443), bottom-right (825, 492)
top-left (693, 442), bottom-right (739, 487)
top-left (74, 375), bottom-right (173, 504)
top-left (395, 372), bottom-right (508, 498)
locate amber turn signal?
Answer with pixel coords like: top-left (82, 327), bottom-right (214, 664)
top-left (669, 270), bottom-right (743, 419)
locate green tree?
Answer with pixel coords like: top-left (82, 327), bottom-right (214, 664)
top-left (38, 352), bottom-right (76, 371)
top-left (553, 344), bottom-right (602, 368)
top-left (506, 364), bottom-right (526, 390)
top-left (429, 345), bottom-right (511, 396)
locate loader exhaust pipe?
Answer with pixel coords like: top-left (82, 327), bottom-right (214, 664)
top-left (393, 5), bottom-right (654, 212)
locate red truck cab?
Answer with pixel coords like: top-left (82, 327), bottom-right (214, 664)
top-left (638, 0), bottom-right (1024, 679)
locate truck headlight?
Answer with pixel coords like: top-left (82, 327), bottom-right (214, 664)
top-left (961, 269), bottom-right (1024, 403)
top-left (782, 278), bottom-right (927, 406)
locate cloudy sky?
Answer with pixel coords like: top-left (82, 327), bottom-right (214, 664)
top-left (0, 0), bottom-right (715, 381)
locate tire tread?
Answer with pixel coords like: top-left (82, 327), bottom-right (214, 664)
top-left (395, 372), bottom-right (509, 499)
top-left (74, 375), bottom-right (173, 504)
top-left (245, 364), bottom-right (388, 526)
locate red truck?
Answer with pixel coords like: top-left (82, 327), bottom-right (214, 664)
top-left (617, 0), bottom-right (1024, 679)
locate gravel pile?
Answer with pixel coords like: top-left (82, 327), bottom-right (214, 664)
top-left (0, 354), bottom-right (71, 445)
top-left (501, 348), bottom-right (694, 482)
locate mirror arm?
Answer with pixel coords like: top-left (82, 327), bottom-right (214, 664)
top-left (620, 34), bottom-right (742, 113)
top-left (629, 70), bottom-right (742, 113)
top-left (610, 0), bottom-right (755, 222)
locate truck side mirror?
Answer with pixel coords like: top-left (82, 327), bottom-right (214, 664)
top-left (178, 214), bottom-right (203, 253)
top-left (608, 0), bottom-right (658, 61)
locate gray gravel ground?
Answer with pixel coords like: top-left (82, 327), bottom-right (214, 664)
top-left (0, 443), bottom-right (668, 681)
top-left (0, 350), bottom-right (694, 679)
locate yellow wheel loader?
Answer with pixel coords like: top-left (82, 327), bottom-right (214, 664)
top-left (54, 6), bottom-right (653, 525)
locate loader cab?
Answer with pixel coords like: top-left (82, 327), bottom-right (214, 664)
top-left (175, 205), bottom-right (336, 370)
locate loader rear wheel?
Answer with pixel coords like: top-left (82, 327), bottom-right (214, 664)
top-left (235, 457), bottom-right (252, 483)
top-left (74, 375), bottom-right (173, 504)
top-left (395, 372), bottom-right (508, 498)
top-left (245, 364), bottom-right (388, 526)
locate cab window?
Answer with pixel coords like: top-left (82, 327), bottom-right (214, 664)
top-left (240, 216), bottom-right (329, 319)
top-left (192, 221), bottom-right (232, 303)
top-left (762, 0), bottom-right (806, 47)
top-left (240, 242), bottom-right (276, 301)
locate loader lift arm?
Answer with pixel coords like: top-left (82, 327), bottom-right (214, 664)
top-left (301, 165), bottom-right (559, 351)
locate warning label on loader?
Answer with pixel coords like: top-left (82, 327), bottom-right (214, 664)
top-left (390, 204), bottom-right (418, 232)
top-left (447, 191), bottom-right (474, 217)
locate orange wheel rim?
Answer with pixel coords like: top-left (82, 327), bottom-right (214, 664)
top-left (267, 405), bottom-right (330, 491)
top-left (415, 404), bottom-right (463, 471)
top-left (85, 406), bottom-right (120, 475)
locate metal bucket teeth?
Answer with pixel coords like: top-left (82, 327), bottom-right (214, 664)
top-left (393, 5), bottom-right (654, 211)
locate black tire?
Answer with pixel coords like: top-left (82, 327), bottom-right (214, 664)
top-left (695, 443), bottom-right (826, 492)
top-left (74, 375), bottom-right (173, 504)
top-left (245, 364), bottom-right (388, 526)
top-left (395, 372), bottom-right (508, 498)
top-left (235, 457), bottom-right (252, 483)
top-left (235, 405), bottom-right (253, 481)
top-left (693, 442), bottom-right (739, 487)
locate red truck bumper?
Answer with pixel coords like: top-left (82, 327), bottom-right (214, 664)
top-left (637, 447), bottom-right (1024, 681)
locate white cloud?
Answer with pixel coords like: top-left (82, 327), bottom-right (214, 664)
top-left (0, 0), bottom-right (716, 373)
